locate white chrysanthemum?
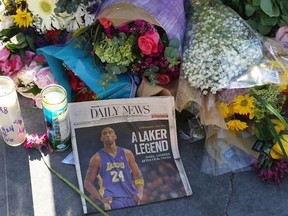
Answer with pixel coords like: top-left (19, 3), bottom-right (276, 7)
top-left (27, 0), bottom-right (62, 32)
top-left (0, 0), bottom-right (5, 18)
top-left (60, 5), bottom-right (96, 32)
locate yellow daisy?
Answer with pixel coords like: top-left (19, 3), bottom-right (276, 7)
top-left (232, 94), bottom-right (255, 115)
top-left (226, 119), bottom-right (248, 131)
top-left (271, 119), bottom-right (286, 134)
top-left (11, 8), bottom-right (32, 28)
top-left (217, 101), bottom-right (230, 118)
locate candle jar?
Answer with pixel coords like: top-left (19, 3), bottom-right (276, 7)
top-left (40, 84), bottom-right (71, 151)
top-left (0, 76), bottom-right (26, 146)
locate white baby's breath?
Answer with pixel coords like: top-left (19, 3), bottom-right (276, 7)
top-left (182, 2), bottom-right (263, 95)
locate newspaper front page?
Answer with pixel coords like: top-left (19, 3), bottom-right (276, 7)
top-left (68, 96), bottom-right (192, 214)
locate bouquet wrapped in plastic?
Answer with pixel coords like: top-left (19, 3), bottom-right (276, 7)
top-left (177, 0), bottom-right (288, 182)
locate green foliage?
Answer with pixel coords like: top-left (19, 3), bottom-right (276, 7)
top-left (143, 66), bottom-right (159, 86)
top-left (94, 33), bottom-right (137, 67)
top-left (98, 64), bottom-right (127, 87)
top-left (0, 26), bottom-right (38, 59)
top-left (222, 0), bottom-right (288, 36)
top-left (55, 0), bottom-right (88, 13)
top-left (164, 38), bottom-right (180, 67)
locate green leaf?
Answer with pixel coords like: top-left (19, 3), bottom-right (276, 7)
top-left (260, 0), bottom-right (280, 17)
top-left (164, 47), bottom-right (180, 59)
top-left (245, 4), bottom-right (257, 16)
top-left (260, 12), bottom-right (279, 26)
top-left (10, 32), bottom-right (26, 45)
top-left (252, 0), bottom-right (261, 6)
top-left (25, 35), bottom-right (36, 51)
top-left (169, 38), bottom-right (180, 48)
top-left (23, 85), bottom-right (41, 95)
top-left (281, 15), bottom-right (288, 23)
top-left (278, 0), bottom-right (288, 16)
top-left (246, 18), bottom-right (259, 30)
top-left (251, 90), bottom-right (288, 158)
top-left (257, 22), bottom-right (273, 35)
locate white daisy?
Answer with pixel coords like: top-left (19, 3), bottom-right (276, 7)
top-left (27, 0), bottom-right (61, 32)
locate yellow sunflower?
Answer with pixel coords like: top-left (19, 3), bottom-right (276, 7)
top-left (270, 134), bottom-right (288, 159)
top-left (232, 94), bottom-right (255, 115)
top-left (271, 119), bottom-right (286, 134)
top-left (11, 8), bottom-right (32, 28)
top-left (226, 119), bottom-right (248, 131)
top-left (217, 101), bottom-right (230, 118)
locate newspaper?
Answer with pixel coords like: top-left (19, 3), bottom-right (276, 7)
top-left (68, 96), bottom-right (192, 214)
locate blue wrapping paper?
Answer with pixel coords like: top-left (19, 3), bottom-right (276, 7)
top-left (37, 43), bottom-right (140, 102)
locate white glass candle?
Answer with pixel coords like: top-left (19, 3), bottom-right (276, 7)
top-left (41, 84), bottom-right (70, 151)
top-left (0, 76), bottom-right (26, 146)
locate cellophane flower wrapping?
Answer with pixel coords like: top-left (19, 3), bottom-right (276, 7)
top-left (177, 0), bottom-right (288, 176)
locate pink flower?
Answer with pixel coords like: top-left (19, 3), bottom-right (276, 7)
top-left (156, 73), bottom-right (171, 85)
top-left (118, 24), bottom-right (129, 33)
top-left (24, 51), bottom-right (36, 63)
top-left (23, 133), bottom-right (49, 150)
top-left (275, 26), bottom-right (288, 43)
top-left (34, 67), bottom-right (57, 89)
top-left (138, 30), bottom-right (160, 55)
top-left (0, 46), bottom-right (10, 61)
top-left (134, 20), bottom-right (145, 26)
top-left (0, 60), bottom-right (12, 75)
top-left (10, 54), bottom-right (23, 74)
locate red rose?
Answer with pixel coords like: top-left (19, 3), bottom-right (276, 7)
top-left (45, 30), bottom-right (58, 40)
top-left (156, 73), bottom-right (171, 85)
top-left (98, 18), bottom-right (112, 29)
top-left (138, 30), bottom-right (160, 55)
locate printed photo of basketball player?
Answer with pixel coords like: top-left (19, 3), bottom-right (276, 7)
top-left (84, 127), bottom-right (144, 210)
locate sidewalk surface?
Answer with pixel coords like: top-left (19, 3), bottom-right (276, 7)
top-left (0, 96), bottom-right (287, 216)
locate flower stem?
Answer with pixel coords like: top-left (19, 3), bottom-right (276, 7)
top-left (38, 149), bottom-right (109, 216)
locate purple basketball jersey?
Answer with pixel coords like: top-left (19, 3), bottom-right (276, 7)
top-left (98, 147), bottom-right (138, 198)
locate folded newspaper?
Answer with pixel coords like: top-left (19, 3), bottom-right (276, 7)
top-left (68, 96), bottom-right (192, 214)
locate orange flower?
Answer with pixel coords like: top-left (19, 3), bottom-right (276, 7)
top-left (98, 18), bottom-right (112, 29)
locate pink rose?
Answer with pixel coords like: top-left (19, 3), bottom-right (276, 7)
top-left (275, 26), bottom-right (288, 43)
top-left (156, 73), bottom-right (171, 85)
top-left (138, 31), bottom-right (160, 55)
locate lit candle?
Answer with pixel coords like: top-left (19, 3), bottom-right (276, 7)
top-left (40, 84), bottom-right (70, 151)
top-left (0, 76), bottom-right (26, 146)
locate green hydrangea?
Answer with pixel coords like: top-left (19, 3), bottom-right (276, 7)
top-left (94, 33), bottom-right (137, 67)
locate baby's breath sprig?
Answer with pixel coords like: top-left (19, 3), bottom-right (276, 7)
top-left (182, 2), bottom-right (263, 95)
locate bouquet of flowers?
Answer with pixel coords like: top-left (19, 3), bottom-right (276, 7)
top-left (72, 0), bottom-right (185, 87)
top-left (74, 18), bottom-right (180, 86)
top-left (0, 0), bottom-right (103, 106)
top-left (176, 0), bottom-right (288, 183)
